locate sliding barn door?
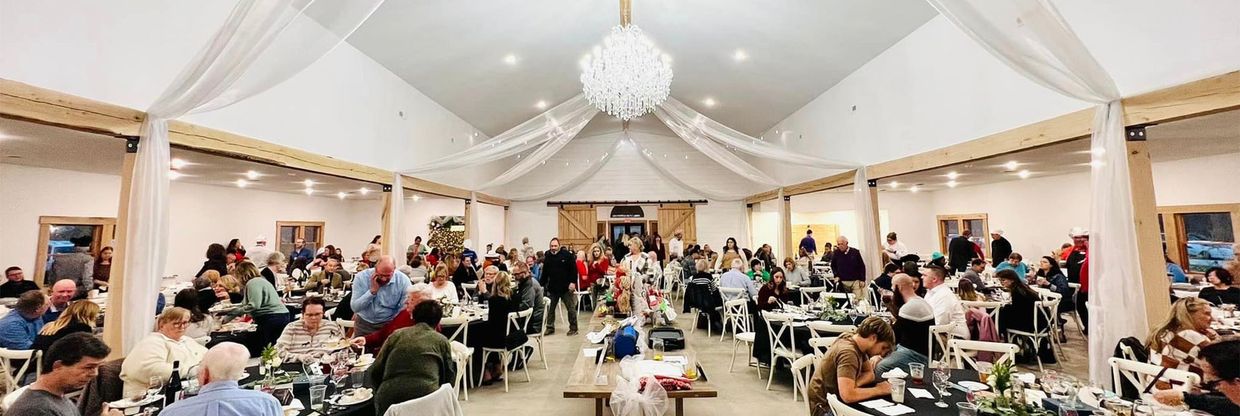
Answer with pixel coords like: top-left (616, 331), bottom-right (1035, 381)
top-left (557, 205), bottom-right (596, 251)
top-left (657, 205), bottom-right (697, 245)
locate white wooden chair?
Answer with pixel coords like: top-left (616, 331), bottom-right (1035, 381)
top-left (822, 292), bottom-right (851, 309)
top-left (799, 286), bottom-right (827, 305)
top-left (928, 323), bottom-right (964, 362)
top-left (961, 300), bottom-right (1003, 325)
top-left (523, 298), bottom-right (552, 369)
top-left (440, 314), bottom-right (474, 400)
top-left (723, 299), bottom-right (758, 377)
top-left (761, 311), bottom-right (804, 390)
top-left (718, 287), bottom-right (746, 303)
top-left (478, 308), bottom-right (534, 392)
top-left (947, 339), bottom-right (1019, 371)
top-left (790, 353), bottom-right (817, 404)
top-left (1065, 283), bottom-right (1086, 339)
top-left (1038, 292), bottom-right (1068, 359)
top-left (808, 336), bottom-right (838, 358)
top-left (1109, 357), bottom-right (1200, 395)
top-left (1005, 297), bottom-right (1060, 371)
top-left (826, 393), bottom-right (870, 416)
top-left (806, 321), bottom-right (855, 339)
top-left (0, 348), bottom-right (40, 395)
top-left (720, 297), bottom-right (745, 342)
top-left (383, 383), bottom-right (464, 416)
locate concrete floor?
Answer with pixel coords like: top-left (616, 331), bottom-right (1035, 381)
top-left (458, 308), bottom-right (1093, 415)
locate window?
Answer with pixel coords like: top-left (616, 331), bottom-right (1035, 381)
top-left (276, 221), bottom-right (324, 258)
top-left (35, 216), bottom-right (116, 287)
top-left (937, 214), bottom-right (990, 260)
top-left (1159, 205), bottom-right (1240, 273)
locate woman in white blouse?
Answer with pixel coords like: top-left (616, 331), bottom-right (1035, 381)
top-left (119, 307), bottom-right (208, 398)
top-left (429, 263), bottom-right (459, 304)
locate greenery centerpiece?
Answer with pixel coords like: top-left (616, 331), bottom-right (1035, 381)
top-left (816, 296), bottom-right (847, 322)
top-left (974, 358), bottom-right (1051, 415)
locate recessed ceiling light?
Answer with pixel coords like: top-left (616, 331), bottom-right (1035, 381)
top-left (235, 179), bottom-right (248, 188)
top-left (170, 158), bottom-right (188, 169)
top-left (702, 97), bottom-right (716, 107)
top-left (1003, 161), bottom-right (1019, 171)
top-left (535, 100), bottom-right (548, 110)
top-left (1017, 169), bottom-right (1032, 179)
top-left (733, 49), bottom-right (748, 61)
top-left (245, 170), bottom-right (260, 180)
top-left (909, 186), bottom-right (920, 193)
top-left (167, 170), bottom-right (183, 180)
top-left (889, 181), bottom-right (899, 189)
top-left (946, 180), bottom-right (958, 188)
top-left (503, 53), bottom-right (518, 65)
top-left (303, 188), bottom-right (314, 196)
top-left (337, 192), bottom-right (347, 199)
top-left (302, 179), bottom-right (315, 187)
top-left (945, 171), bottom-right (960, 180)
top-left (358, 187), bottom-right (370, 195)
top-left (412, 195), bottom-right (422, 202)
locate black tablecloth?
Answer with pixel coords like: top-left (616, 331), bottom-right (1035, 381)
top-left (237, 363), bottom-right (372, 416)
top-left (207, 329), bottom-right (265, 358)
top-left (851, 369), bottom-right (980, 416)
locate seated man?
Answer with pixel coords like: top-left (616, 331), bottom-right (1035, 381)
top-left (719, 259), bottom-right (757, 300)
top-left (1, 266), bottom-right (39, 298)
top-left (875, 274), bottom-right (934, 375)
top-left (512, 262), bottom-right (545, 335)
top-left (43, 280), bottom-right (77, 323)
top-left (9, 332), bottom-right (119, 416)
top-left (304, 257), bottom-right (350, 292)
top-left (275, 297), bottom-right (344, 362)
top-left (0, 291), bottom-right (48, 349)
top-left (922, 265), bottom-right (970, 339)
top-left (352, 283), bottom-right (432, 353)
top-left (160, 342), bottom-right (282, 416)
top-left (808, 316), bottom-right (894, 415)
top-left (961, 259), bottom-right (988, 292)
top-left (1154, 339), bottom-right (1240, 414)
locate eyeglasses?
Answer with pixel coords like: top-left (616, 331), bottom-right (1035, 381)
top-left (171, 321), bottom-right (190, 327)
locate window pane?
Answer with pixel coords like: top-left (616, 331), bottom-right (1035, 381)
top-left (1182, 213), bottom-right (1235, 272)
top-left (941, 220), bottom-right (959, 252)
top-left (303, 226), bottom-right (321, 252)
top-left (278, 226), bottom-right (297, 255)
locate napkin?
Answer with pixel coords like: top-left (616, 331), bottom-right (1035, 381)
top-left (908, 388), bottom-right (934, 399)
top-left (874, 404), bottom-right (915, 415)
top-left (860, 399), bottom-right (895, 409)
top-left (582, 347), bottom-right (602, 357)
top-left (881, 368), bottom-right (908, 379)
top-left (283, 398), bottom-right (305, 413)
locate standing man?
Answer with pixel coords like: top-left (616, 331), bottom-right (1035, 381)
top-left (287, 238), bottom-right (313, 274)
top-left (884, 232), bottom-right (909, 264)
top-left (247, 235), bottom-right (273, 270)
top-left (47, 236), bottom-right (93, 299)
top-left (947, 229), bottom-right (977, 274)
top-left (7, 333), bottom-right (121, 416)
top-left (1065, 227), bottom-right (1090, 331)
top-left (990, 229), bottom-right (1012, 268)
top-left (543, 238), bottom-right (578, 336)
top-left (799, 229), bottom-right (818, 260)
top-left (1, 266), bottom-right (39, 298)
top-left (350, 256), bottom-right (411, 337)
top-left (830, 236), bottom-right (867, 300)
top-left (406, 235), bottom-right (426, 266)
top-left (668, 230), bottom-right (685, 260)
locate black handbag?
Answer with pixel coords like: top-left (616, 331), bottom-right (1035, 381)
top-left (648, 327), bottom-right (686, 351)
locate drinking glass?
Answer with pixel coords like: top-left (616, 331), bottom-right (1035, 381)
top-left (146, 376), bottom-right (164, 400)
top-left (350, 370), bottom-right (364, 388)
top-left (934, 364), bottom-right (952, 398)
top-left (957, 402), bottom-right (979, 416)
top-left (309, 385), bottom-right (328, 412)
top-left (977, 361), bottom-right (993, 384)
top-left (890, 378), bottom-right (907, 404)
top-left (909, 362), bottom-right (926, 385)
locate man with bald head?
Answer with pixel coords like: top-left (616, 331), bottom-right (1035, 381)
top-left (159, 342), bottom-right (281, 416)
top-left (352, 283), bottom-right (434, 353)
top-left (875, 273), bottom-right (935, 375)
top-left (350, 255), bottom-right (410, 337)
top-left (44, 279), bottom-right (77, 323)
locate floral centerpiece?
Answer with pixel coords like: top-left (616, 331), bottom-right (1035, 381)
top-left (259, 344), bottom-right (282, 375)
top-left (816, 297), bottom-right (847, 322)
top-left (437, 295), bottom-right (457, 317)
top-left (974, 358), bottom-right (1050, 415)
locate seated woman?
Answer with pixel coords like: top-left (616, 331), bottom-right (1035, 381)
top-left (1198, 267), bottom-right (1240, 306)
top-left (32, 300), bottom-right (100, 351)
top-left (476, 272), bottom-right (527, 384)
top-left (956, 279), bottom-right (986, 302)
top-left (119, 307), bottom-right (208, 398)
top-left (225, 262), bottom-right (291, 347)
top-left (783, 257), bottom-right (810, 287)
top-left (429, 263), bottom-right (460, 304)
top-left (996, 269), bottom-right (1045, 334)
top-left (1034, 255), bottom-right (1073, 312)
top-left (215, 274), bottom-right (244, 304)
top-left (475, 265), bottom-right (499, 303)
top-left (172, 289), bottom-right (216, 341)
top-left (304, 257), bottom-right (349, 292)
top-left (995, 253), bottom-right (1030, 281)
top-left (276, 297), bottom-right (345, 362)
top-left (747, 259), bottom-right (771, 283)
top-left (259, 252), bottom-right (286, 287)
top-left (406, 255), bottom-right (430, 281)
top-left (684, 259), bottom-right (723, 332)
top-left (369, 300), bottom-right (456, 415)
top-left (1147, 297), bottom-right (1218, 377)
top-left (757, 268), bottom-right (792, 311)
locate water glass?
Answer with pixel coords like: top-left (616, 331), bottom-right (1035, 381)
top-left (890, 378), bottom-right (907, 403)
top-left (909, 362), bottom-right (926, 385)
top-left (350, 370), bottom-right (364, 388)
top-left (957, 402), bottom-right (979, 416)
top-left (309, 385), bottom-right (328, 411)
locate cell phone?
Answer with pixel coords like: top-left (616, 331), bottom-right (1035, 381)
top-left (272, 387), bottom-right (295, 406)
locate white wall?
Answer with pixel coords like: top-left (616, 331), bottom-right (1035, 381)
top-left (475, 203), bottom-right (506, 251)
top-left (0, 163), bottom-right (383, 278)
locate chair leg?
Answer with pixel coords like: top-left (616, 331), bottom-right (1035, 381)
top-left (690, 310), bottom-right (699, 334)
top-left (751, 344), bottom-right (760, 380)
top-left (522, 349), bottom-right (533, 383)
top-left (765, 356), bottom-right (777, 390)
top-left (477, 351), bottom-right (489, 388)
top-left (501, 352), bottom-right (510, 392)
top-left (538, 339), bottom-right (549, 370)
top-left (729, 340), bottom-right (739, 372)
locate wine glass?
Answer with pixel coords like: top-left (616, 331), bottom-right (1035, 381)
top-left (932, 361), bottom-right (951, 408)
top-left (146, 376), bottom-right (164, 400)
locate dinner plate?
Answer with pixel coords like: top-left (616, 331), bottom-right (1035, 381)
top-left (325, 339), bottom-right (353, 351)
top-left (1077, 386), bottom-right (1104, 408)
top-left (957, 381), bottom-right (990, 391)
top-left (329, 389), bottom-right (373, 406)
top-left (109, 394), bottom-right (163, 409)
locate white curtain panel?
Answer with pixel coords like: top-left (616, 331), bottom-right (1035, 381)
top-left (504, 138), bottom-right (623, 202)
top-left (852, 170), bottom-right (883, 278)
top-left (655, 97), bottom-right (858, 169)
top-left (927, 0), bottom-right (1145, 384)
top-left (401, 95), bottom-right (599, 174)
top-left (122, 0), bottom-right (383, 353)
top-left (387, 174), bottom-right (405, 260)
top-left (478, 129), bottom-right (596, 190)
top-left (653, 111), bottom-right (781, 186)
top-left (630, 135), bottom-right (751, 201)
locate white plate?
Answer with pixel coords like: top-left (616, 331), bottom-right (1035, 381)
top-left (109, 394), bottom-right (163, 409)
top-left (958, 381), bottom-right (990, 391)
top-left (330, 390), bottom-right (373, 406)
top-left (1077, 386), bottom-right (1104, 408)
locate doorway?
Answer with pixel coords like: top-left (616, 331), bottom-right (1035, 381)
top-left (611, 223), bottom-right (646, 243)
top-left (34, 216), bottom-right (117, 287)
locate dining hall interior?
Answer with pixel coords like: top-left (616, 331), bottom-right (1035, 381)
top-left (1, 1), bottom-right (1240, 416)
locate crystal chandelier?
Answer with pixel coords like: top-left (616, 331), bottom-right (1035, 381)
top-left (580, 0), bottom-right (673, 121)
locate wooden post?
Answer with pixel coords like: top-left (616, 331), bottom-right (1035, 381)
top-left (464, 199), bottom-right (473, 243)
top-left (867, 180), bottom-right (883, 269)
top-left (745, 203), bottom-right (755, 250)
top-left (101, 137), bottom-right (138, 356)
top-left (779, 189), bottom-right (791, 259)
top-left (1126, 127), bottom-right (1172, 328)
top-left (380, 185), bottom-right (392, 257)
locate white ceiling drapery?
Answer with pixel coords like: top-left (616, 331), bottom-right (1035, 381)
top-left (502, 137), bottom-right (623, 202)
top-left (628, 133), bottom-right (752, 201)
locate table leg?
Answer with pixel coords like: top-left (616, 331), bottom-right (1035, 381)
top-left (595, 398), bottom-right (604, 416)
top-left (675, 398), bottom-right (684, 416)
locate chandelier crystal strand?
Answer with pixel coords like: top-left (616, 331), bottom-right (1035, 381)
top-left (580, 23), bottom-right (673, 121)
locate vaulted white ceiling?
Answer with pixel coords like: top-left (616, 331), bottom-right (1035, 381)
top-left (342, 0), bottom-right (938, 137)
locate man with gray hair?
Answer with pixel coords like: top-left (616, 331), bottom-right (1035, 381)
top-left (351, 283), bottom-right (434, 353)
top-left (159, 342), bottom-right (281, 416)
top-left (719, 258), bottom-right (757, 299)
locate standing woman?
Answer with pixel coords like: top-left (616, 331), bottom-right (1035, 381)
top-left (587, 244), bottom-right (610, 302)
top-left (259, 252), bottom-right (286, 287)
top-left (226, 261), bottom-right (291, 346)
top-left (196, 243), bottom-right (228, 278)
top-left (92, 246), bottom-right (113, 290)
top-left (364, 235), bottom-right (383, 268)
top-left (226, 238), bottom-right (247, 262)
top-left (651, 234), bottom-right (667, 267)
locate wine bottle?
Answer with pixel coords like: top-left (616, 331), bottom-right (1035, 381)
top-left (165, 360), bottom-right (182, 404)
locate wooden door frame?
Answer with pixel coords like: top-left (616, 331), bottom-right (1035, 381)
top-left (935, 214), bottom-right (990, 258)
top-left (1157, 203), bottom-right (1240, 270)
top-left (276, 221), bottom-right (326, 252)
top-left (34, 216), bottom-right (117, 288)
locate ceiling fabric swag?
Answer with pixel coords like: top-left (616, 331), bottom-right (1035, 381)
top-left (504, 138), bottom-right (624, 202)
top-left (926, 0), bottom-right (1143, 386)
top-left (655, 97), bottom-right (859, 169)
top-left (401, 94), bottom-right (599, 174)
top-left (652, 109), bottom-right (782, 186)
top-left (629, 134), bottom-right (750, 201)
top-left (477, 129), bottom-right (601, 190)
top-left (118, 0), bottom-right (383, 354)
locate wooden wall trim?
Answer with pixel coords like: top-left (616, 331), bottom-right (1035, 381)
top-left (0, 78), bottom-right (508, 206)
top-left (743, 70), bottom-right (1240, 203)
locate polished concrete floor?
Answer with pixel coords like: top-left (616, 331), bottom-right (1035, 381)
top-left (459, 305), bottom-right (1093, 415)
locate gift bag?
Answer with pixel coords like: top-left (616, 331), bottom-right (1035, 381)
top-left (610, 375), bottom-right (669, 416)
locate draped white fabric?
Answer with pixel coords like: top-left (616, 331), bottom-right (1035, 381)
top-left (120, 0), bottom-right (382, 353)
top-left (387, 174), bottom-right (405, 260)
top-left (655, 97), bottom-right (857, 169)
top-left (477, 128), bottom-right (592, 190)
top-left (401, 95), bottom-right (599, 175)
top-left (927, 0), bottom-right (1146, 384)
top-left (651, 109), bottom-right (781, 186)
top-left (505, 138), bottom-right (623, 202)
top-left (852, 169), bottom-right (883, 278)
top-left (629, 135), bottom-right (750, 201)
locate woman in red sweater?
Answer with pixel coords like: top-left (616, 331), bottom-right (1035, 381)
top-left (584, 244), bottom-right (610, 304)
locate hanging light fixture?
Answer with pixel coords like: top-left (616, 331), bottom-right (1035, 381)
top-left (580, 0), bottom-right (673, 121)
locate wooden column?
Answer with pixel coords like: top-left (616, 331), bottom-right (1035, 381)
top-left (463, 199), bottom-right (473, 243)
top-left (101, 138), bottom-right (138, 356)
top-left (745, 203), bottom-right (755, 250)
top-left (1126, 127), bottom-right (1172, 328)
top-left (779, 189), bottom-right (792, 258)
top-left (867, 180), bottom-right (883, 269)
top-left (380, 185), bottom-right (393, 256)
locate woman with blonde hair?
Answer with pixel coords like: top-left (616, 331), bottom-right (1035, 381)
top-left (429, 263), bottom-right (459, 304)
top-left (1147, 297), bottom-right (1219, 377)
top-left (33, 300), bottom-right (100, 351)
top-left (226, 261), bottom-right (290, 346)
top-left (119, 307), bottom-right (208, 398)
top-left (477, 271), bottom-right (527, 384)
top-left (214, 274), bottom-right (243, 303)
